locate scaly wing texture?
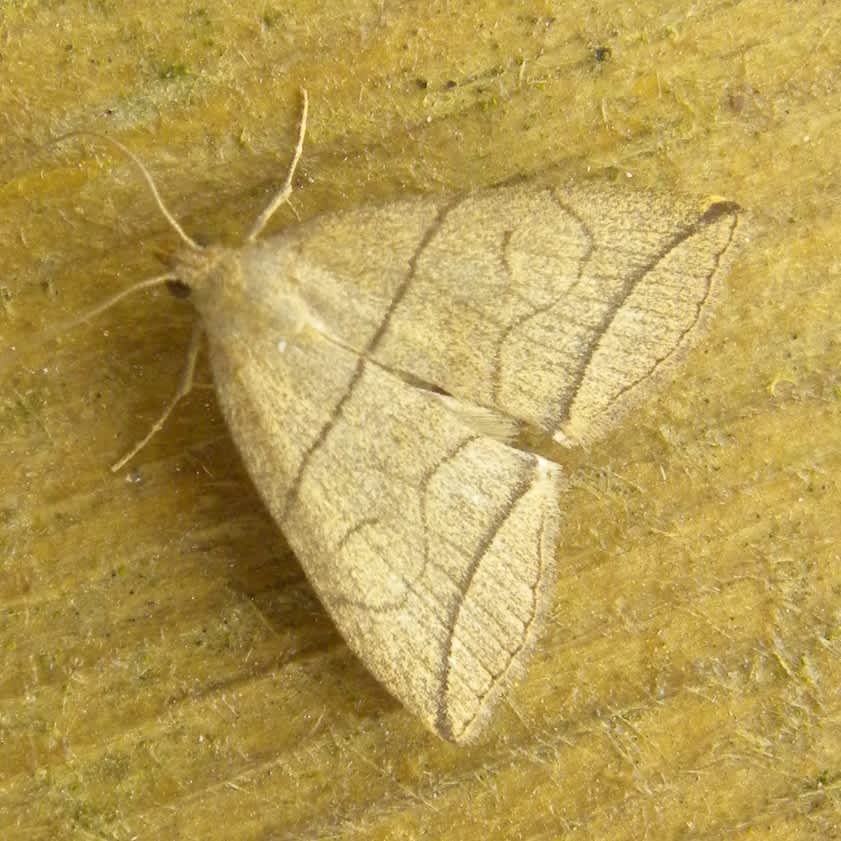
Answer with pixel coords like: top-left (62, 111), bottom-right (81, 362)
top-left (275, 182), bottom-right (744, 446)
top-left (199, 180), bottom-right (743, 741)
top-left (205, 314), bottom-right (563, 742)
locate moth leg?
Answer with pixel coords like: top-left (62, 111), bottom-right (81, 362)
top-left (110, 321), bottom-right (204, 472)
top-left (245, 88), bottom-right (309, 243)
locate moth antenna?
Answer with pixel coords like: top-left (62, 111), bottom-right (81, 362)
top-left (46, 274), bottom-right (179, 338)
top-left (0, 274), bottom-right (177, 379)
top-left (245, 87), bottom-right (309, 243)
top-left (50, 131), bottom-right (202, 252)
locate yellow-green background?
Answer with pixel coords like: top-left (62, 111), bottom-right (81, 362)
top-left (1, 1), bottom-right (839, 839)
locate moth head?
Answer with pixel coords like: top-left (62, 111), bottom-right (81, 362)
top-left (169, 244), bottom-right (243, 309)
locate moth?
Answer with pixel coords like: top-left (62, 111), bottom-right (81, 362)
top-left (51, 92), bottom-right (745, 743)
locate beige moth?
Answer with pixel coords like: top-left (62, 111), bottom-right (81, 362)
top-left (43, 91), bottom-right (746, 743)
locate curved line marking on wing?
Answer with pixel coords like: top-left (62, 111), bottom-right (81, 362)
top-left (433, 459), bottom-right (538, 741)
top-left (492, 192), bottom-right (595, 405)
top-left (546, 200), bottom-right (741, 432)
top-left (327, 435), bottom-right (479, 613)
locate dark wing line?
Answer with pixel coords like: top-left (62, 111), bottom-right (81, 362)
top-left (327, 434), bottom-right (478, 614)
top-left (366, 196), bottom-right (465, 355)
top-left (433, 459), bottom-right (538, 742)
top-left (491, 191), bottom-right (595, 404)
top-left (578, 203), bottom-right (742, 417)
top-left (544, 199), bottom-right (741, 432)
top-left (326, 431), bottom-right (527, 683)
top-left (279, 197), bottom-right (464, 519)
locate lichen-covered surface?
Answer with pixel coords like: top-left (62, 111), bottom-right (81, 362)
top-left (1, 2), bottom-right (838, 839)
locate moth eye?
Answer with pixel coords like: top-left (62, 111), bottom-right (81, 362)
top-left (166, 279), bottom-right (192, 299)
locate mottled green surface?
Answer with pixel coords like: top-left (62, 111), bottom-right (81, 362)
top-left (1, 1), bottom-right (839, 839)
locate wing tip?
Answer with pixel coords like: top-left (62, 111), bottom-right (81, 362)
top-left (433, 457), bottom-right (562, 744)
